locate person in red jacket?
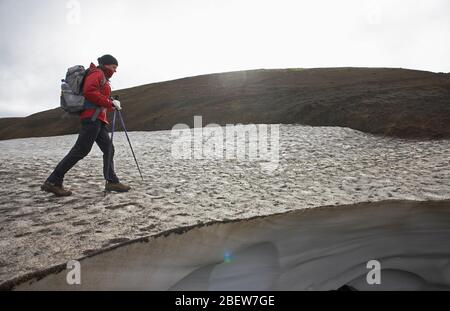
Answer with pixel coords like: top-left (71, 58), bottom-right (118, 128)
top-left (42, 54), bottom-right (131, 196)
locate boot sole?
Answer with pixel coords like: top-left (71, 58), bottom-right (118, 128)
top-left (104, 188), bottom-right (131, 193)
top-left (41, 185), bottom-right (72, 197)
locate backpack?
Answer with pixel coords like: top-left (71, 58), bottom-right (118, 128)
top-left (60, 65), bottom-right (106, 117)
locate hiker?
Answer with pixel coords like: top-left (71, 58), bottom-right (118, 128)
top-left (41, 54), bottom-right (131, 196)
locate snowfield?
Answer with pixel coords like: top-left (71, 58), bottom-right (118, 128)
top-left (0, 124), bottom-right (449, 289)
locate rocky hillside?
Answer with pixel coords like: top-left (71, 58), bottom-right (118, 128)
top-left (0, 67), bottom-right (449, 140)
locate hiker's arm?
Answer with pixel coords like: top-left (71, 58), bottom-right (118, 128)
top-left (83, 71), bottom-right (113, 109)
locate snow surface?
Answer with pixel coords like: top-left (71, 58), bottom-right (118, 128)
top-left (10, 200), bottom-right (450, 291)
top-left (0, 124), bottom-right (449, 287)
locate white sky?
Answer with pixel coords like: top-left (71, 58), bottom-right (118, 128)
top-left (0, 0), bottom-right (449, 117)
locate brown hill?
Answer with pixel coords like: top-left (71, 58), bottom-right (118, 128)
top-left (0, 67), bottom-right (449, 140)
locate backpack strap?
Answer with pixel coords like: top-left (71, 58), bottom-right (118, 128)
top-left (90, 107), bottom-right (102, 122)
top-left (89, 71), bottom-right (108, 122)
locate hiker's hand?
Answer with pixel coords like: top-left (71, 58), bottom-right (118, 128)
top-left (112, 100), bottom-right (122, 111)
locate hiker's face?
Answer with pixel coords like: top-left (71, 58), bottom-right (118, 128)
top-left (103, 64), bottom-right (117, 78)
top-left (104, 64), bottom-right (117, 73)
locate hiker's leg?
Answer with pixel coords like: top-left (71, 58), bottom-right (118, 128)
top-left (47, 120), bottom-right (101, 185)
top-left (95, 123), bottom-right (120, 184)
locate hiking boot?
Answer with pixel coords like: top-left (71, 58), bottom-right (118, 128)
top-left (41, 181), bottom-right (72, 197)
top-left (105, 181), bottom-right (131, 193)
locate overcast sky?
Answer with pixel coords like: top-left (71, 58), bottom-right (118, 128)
top-left (1, 0), bottom-right (449, 118)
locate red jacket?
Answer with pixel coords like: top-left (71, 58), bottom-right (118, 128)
top-left (80, 63), bottom-right (114, 124)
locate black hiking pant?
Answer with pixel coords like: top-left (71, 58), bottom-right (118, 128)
top-left (47, 119), bottom-right (120, 186)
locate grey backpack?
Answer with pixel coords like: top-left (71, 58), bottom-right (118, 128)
top-left (60, 65), bottom-right (106, 117)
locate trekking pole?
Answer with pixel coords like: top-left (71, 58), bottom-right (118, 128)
top-left (105, 109), bottom-right (117, 185)
top-left (117, 109), bottom-right (144, 182)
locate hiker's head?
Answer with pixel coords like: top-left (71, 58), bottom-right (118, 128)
top-left (97, 54), bottom-right (118, 78)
